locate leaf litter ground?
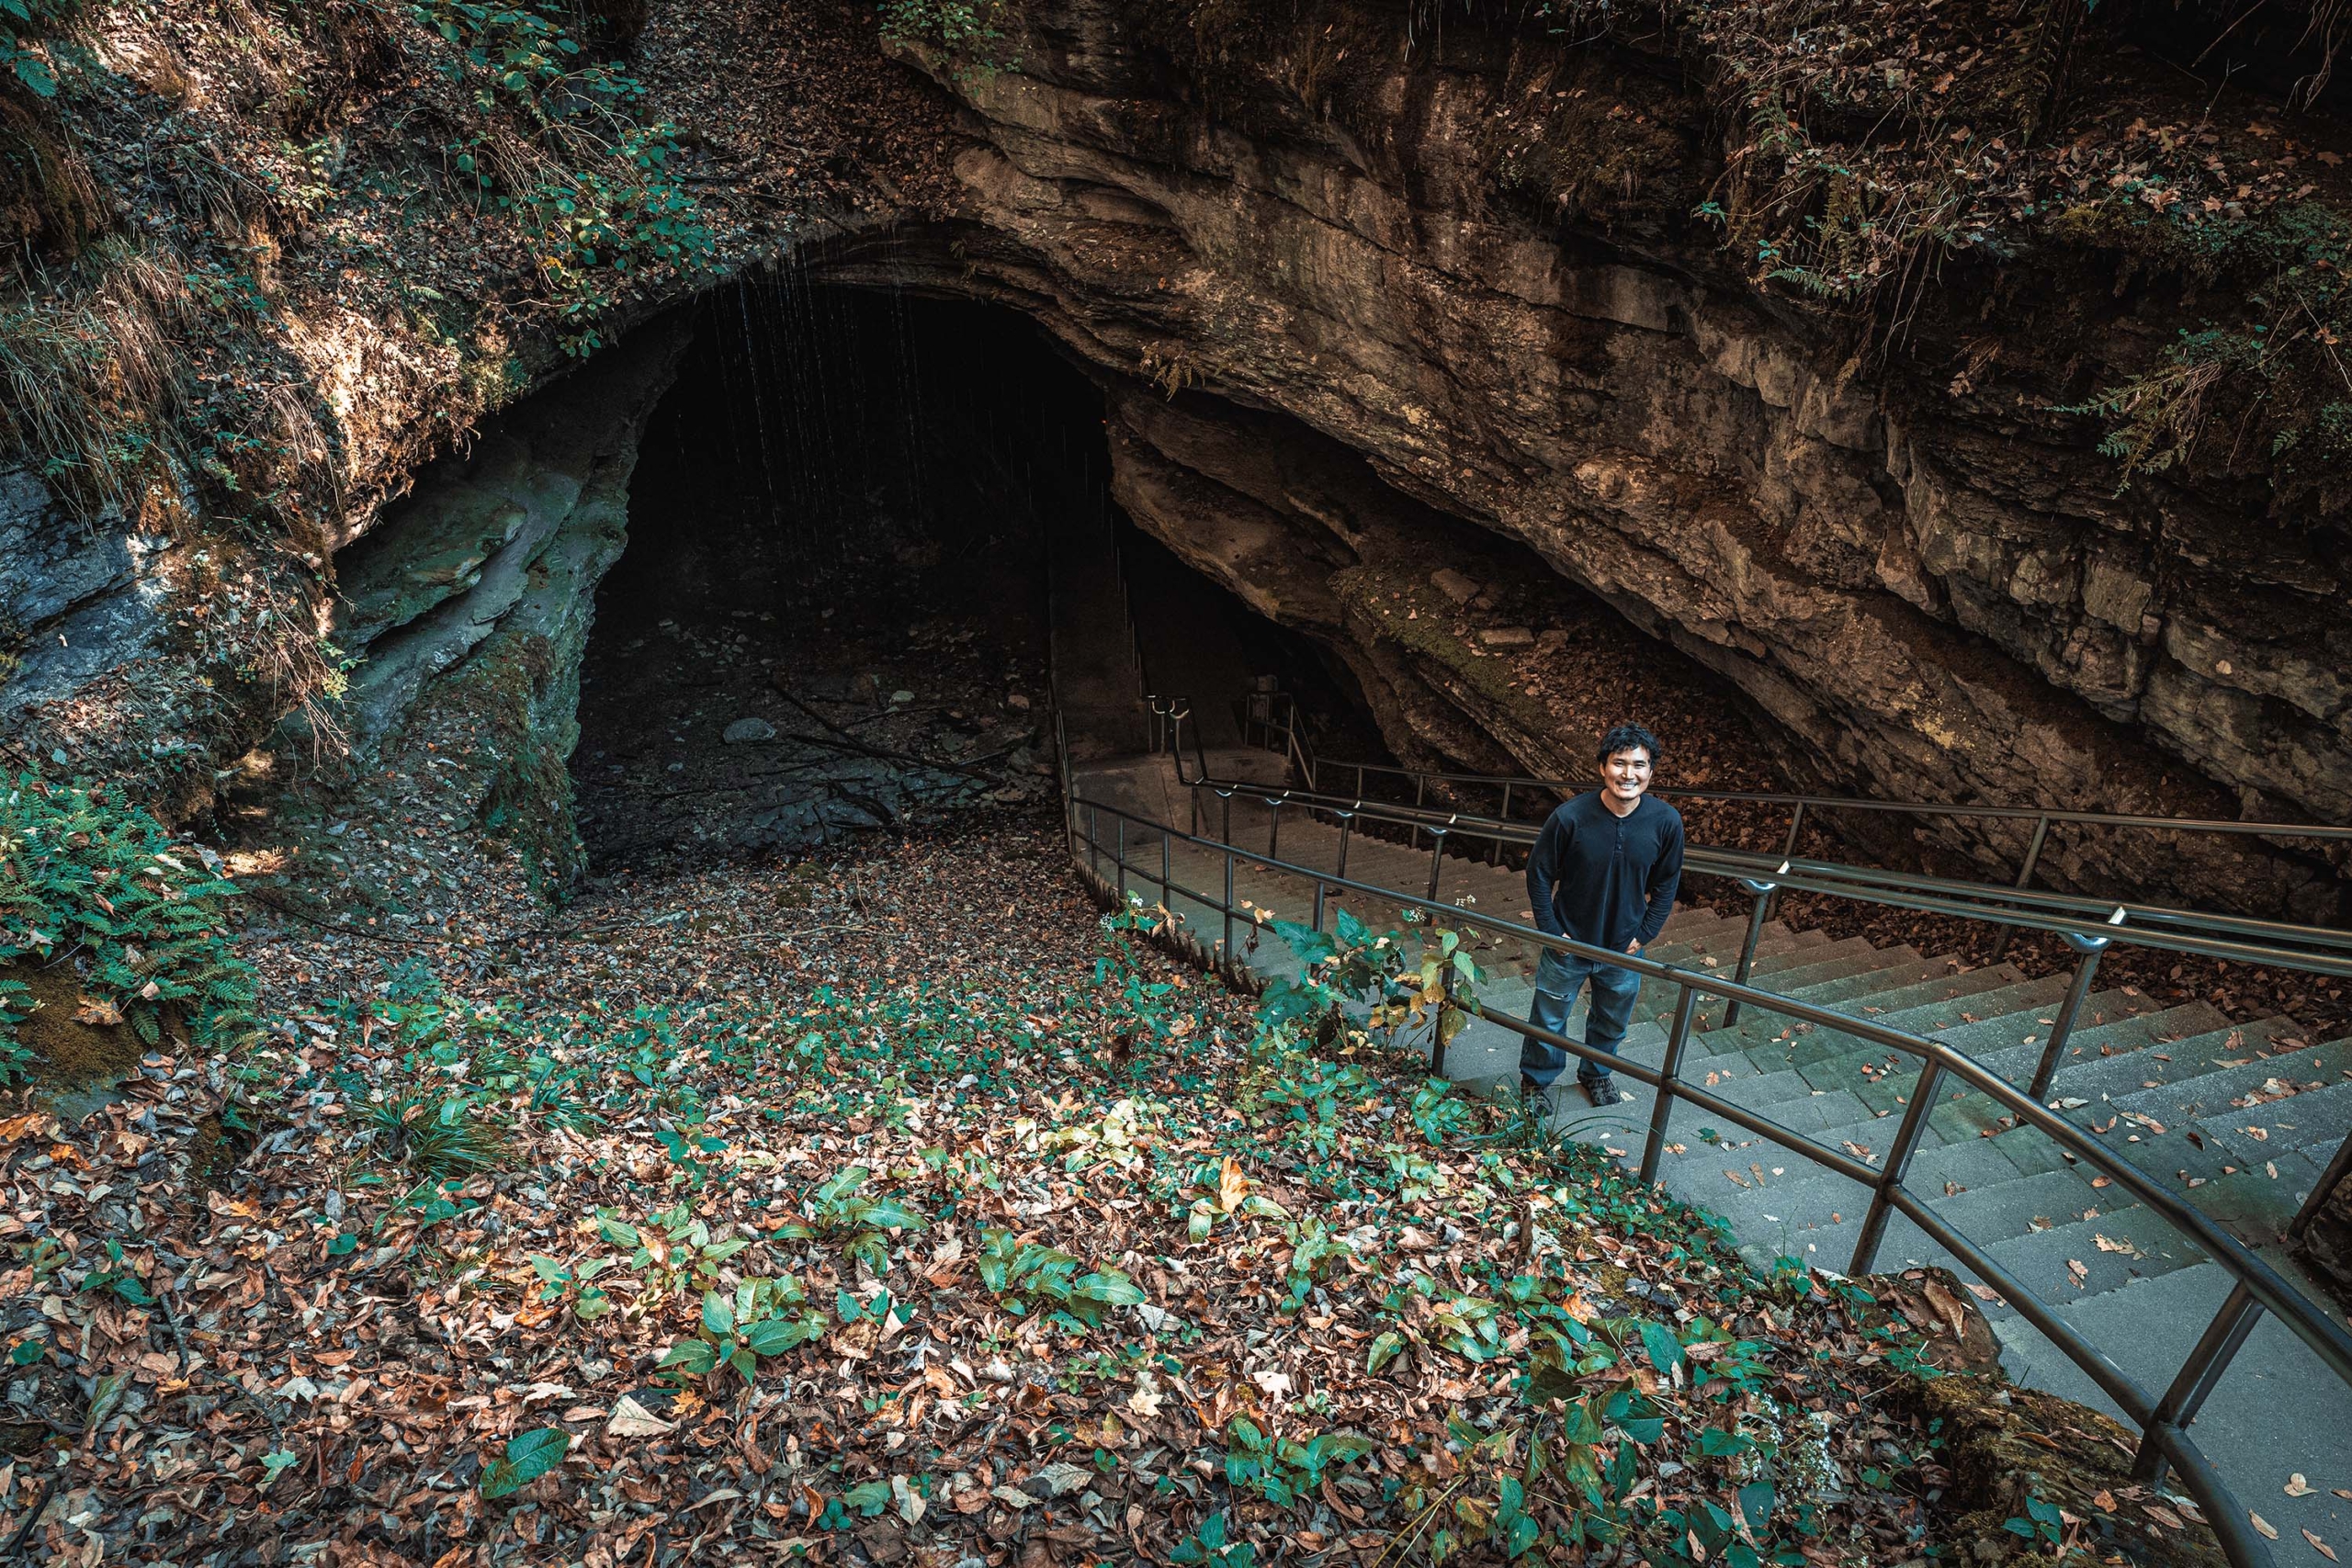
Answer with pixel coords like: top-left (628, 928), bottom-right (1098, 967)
top-left (5, 816), bottom-right (2186, 1567)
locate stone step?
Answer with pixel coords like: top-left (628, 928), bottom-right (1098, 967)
top-left (2108, 1033), bottom-right (2352, 1124)
top-left (1684, 939), bottom-right (1888, 1028)
top-left (2197, 1076), bottom-right (2352, 1167)
top-left (2029, 1015), bottom-right (2307, 1106)
top-left (1731, 966), bottom-right (2041, 1069)
top-left (2164, 1152), bottom-right (2328, 1242)
top-left (1989, 1260), bottom-right (2352, 1551)
top-left (1971, 1001), bottom-right (2233, 1093)
top-left (1867, 974), bottom-right (2075, 1045)
top-left (1706, 944), bottom-right (1936, 1005)
top-left (1774, 997), bottom-right (2203, 1118)
top-left (1937, 990), bottom-right (2187, 1071)
top-left (1690, 953), bottom-right (1961, 1053)
top-left (1657, 1127), bottom-right (2034, 1224)
top-left (1979, 1201), bottom-right (2208, 1303)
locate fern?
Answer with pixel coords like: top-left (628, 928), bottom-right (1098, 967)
top-left (0, 772), bottom-right (256, 1069)
top-left (0, 976), bottom-right (33, 1082)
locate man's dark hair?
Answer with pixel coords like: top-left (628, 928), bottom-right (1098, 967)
top-left (1597, 723), bottom-right (1661, 766)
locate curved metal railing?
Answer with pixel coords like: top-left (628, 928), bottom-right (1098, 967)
top-left (1175, 770), bottom-right (2352, 974)
top-left (1222, 689), bottom-right (2352, 968)
top-left (1227, 690), bottom-right (2352, 856)
top-left (1157, 697), bottom-right (2352, 1083)
top-left (1060, 782), bottom-right (2352, 1568)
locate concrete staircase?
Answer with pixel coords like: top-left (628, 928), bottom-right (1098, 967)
top-left (1075, 760), bottom-right (2352, 1551)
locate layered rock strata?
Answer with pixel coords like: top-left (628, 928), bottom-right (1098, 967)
top-left (849, 0), bottom-right (2349, 918)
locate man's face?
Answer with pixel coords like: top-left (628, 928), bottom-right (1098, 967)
top-left (1600, 745), bottom-right (1654, 804)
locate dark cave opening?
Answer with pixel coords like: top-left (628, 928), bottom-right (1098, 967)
top-left (572, 279), bottom-right (1392, 870)
top-left (1112, 514), bottom-right (1394, 764)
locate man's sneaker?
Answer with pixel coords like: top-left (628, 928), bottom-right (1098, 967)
top-left (1582, 1079), bottom-right (1625, 1108)
top-left (1517, 1076), bottom-right (1555, 1122)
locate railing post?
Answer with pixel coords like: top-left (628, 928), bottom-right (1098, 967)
top-left (1329, 812), bottom-right (1356, 934)
top-left (2030, 919), bottom-right (2122, 1100)
top-left (1848, 1058), bottom-right (1945, 1276)
top-left (2290, 1130), bottom-right (2352, 1243)
top-left (1411, 774), bottom-right (1427, 848)
top-left (1639, 983), bottom-right (1700, 1184)
top-left (1311, 825), bottom-right (1329, 933)
top-left (1720, 872), bottom-right (1781, 1032)
top-left (1222, 847), bottom-right (1236, 971)
top-left (1987, 815), bottom-right (2052, 963)
top-left (1424, 818), bottom-right (1453, 904)
top-left (1221, 790), bottom-right (1232, 852)
top-left (1267, 797), bottom-right (1283, 863)
top-left (1160, 828), bottom-right (1172, 913)
top-left (1492, 783), bottom-right (1512, 866)
top-left (1778, 801), bottom-right (1807, 860)
top-left (2132, 1281), bottom-right (2266, 1487)
top-left (1115, 817), bottom-right (1127, 905)
top-left (1088, 803), bottom-right (1100, 879)
top-left (1763, 802), bottom-right (1805, 924)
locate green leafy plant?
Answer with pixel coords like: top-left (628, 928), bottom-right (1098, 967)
top-left (1168, 1509), bottom-right (1255, 1568)
top-left (349, 960), bottom-right (544, 1178)
top-left (772, 1165), bottom-right (928, 1270)
top-left (0, 0), bottom-right (76, 97)
top-left (523, 1251), bottom-right (616, 1322)
top-left (367, 1089), bottom-right (508, 1178)
top-left (0, 773), bottom-right (256, 1063)
top-left (1258, 907), bottom-right (1483, 1069)
top-left (976, 1228), bottom-right (1146, 1331)
top-left (480, 1427), bottom-right (569, 1500)
top-left (79, 1239), bottom-right (153, 1305)
top-left (1180, 1155), bottom-right (1291, 1242)
top-left (0, 976), bottom-right (33, 1083)
top-left (660, 1275), bottom-right (831, 1382)
top-left (1220, 1416), bottom-right (1376, 1506)
top-left (408, 0), bottom-right (713, 350)
top-left (1277, 1214), bottom-right (1355, 1311)
top-left (2003, 1486), bottom-right (2069, 1552)
top-left (876, 0), bottom-right (1016, 78)
top-left (595, 1201), bottom-right (750, 1305)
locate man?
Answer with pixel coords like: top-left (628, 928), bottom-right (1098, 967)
top-left (1521, 724), bottom-right (1684, 1108)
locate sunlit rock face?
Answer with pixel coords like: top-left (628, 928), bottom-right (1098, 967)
top-left (847, 0), bottom-right (2349, 917)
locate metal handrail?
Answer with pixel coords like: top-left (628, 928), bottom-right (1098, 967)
top-left (1167, 755), bottom-right (2352, 982)
top-left (1171, 757), bottom-right (2352, 1099)
top-left (1239, 707), bottom-right (2352, 846)
top-left (1059, 785), bottom-right (2352, 1568)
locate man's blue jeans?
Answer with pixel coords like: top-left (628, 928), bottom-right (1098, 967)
top-left (1521, 947), bottom-right (1642, 1090)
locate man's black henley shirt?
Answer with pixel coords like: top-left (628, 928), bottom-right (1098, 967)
top-left (1525, 791), bottom-right (1685, 952)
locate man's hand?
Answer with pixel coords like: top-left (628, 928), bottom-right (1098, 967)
top-left (1625, 941), bottom-right (1641, 954)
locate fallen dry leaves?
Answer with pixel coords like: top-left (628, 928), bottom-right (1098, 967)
top-left (0, 821), bottom-right (2173, 1565)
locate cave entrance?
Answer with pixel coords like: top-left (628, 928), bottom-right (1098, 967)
top-left (1113, 514), bottom-right (1390, 764)
top-left (572, 278), bottom-right (1381, 872)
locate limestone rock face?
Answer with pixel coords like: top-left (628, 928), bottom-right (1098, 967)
top-left (861, 0), bottom-right (2350, 915)
top-left (312, 317), bottom-right (692, 888)
top-left (0, 472), bottom-right (171, 733)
